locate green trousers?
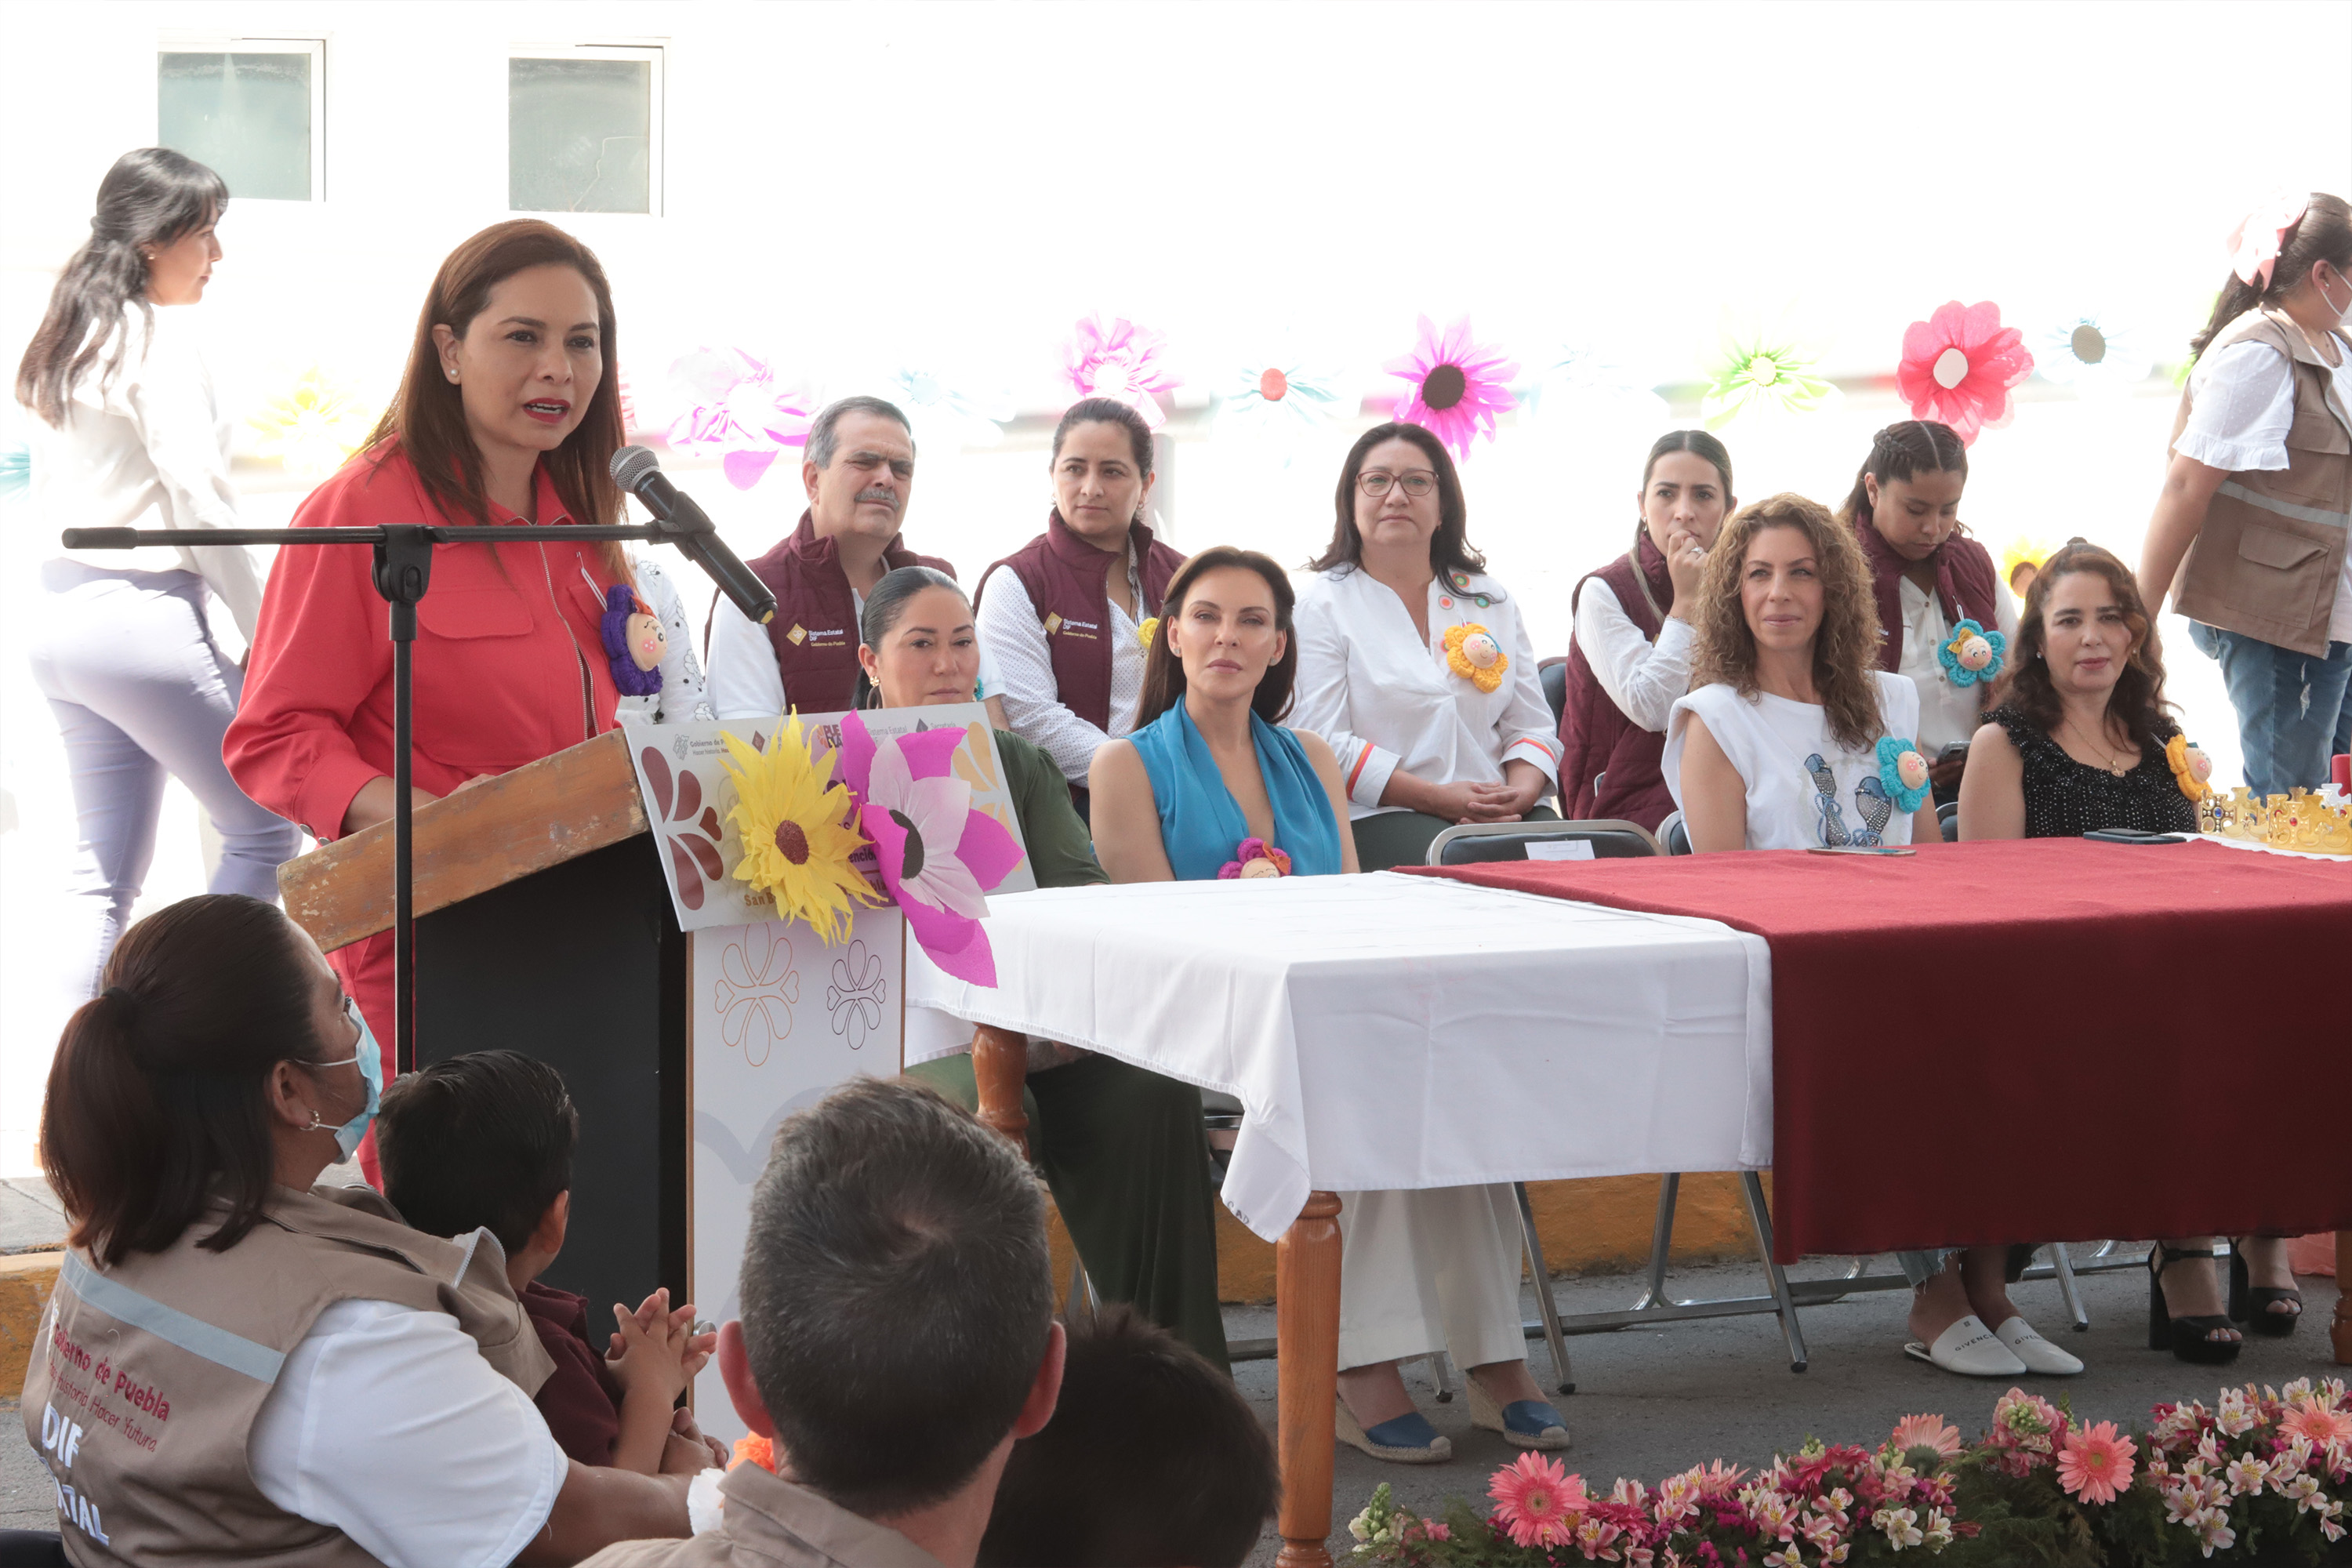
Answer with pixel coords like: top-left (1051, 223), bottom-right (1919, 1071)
top-left (1350, 803), bottom-right (1562, 872)
top-left (906, 1051), bottom-right (1229, 1371)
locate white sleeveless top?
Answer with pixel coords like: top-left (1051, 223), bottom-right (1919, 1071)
top-left (1662, 673), bottom-right (1922, 850)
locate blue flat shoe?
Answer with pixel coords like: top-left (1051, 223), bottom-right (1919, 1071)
top-left (1335, 1403), bottom-right (1452, 1464)
top-left (1469, 1378), bottom-right (1570, 1450)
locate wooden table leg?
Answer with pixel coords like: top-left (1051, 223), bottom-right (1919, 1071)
top-left (971, 1025), bottom-right (1029, 1158)
top-left (1276, 1190), bottom-right (1343, 1568)
top-left (2334, 1231), bottom-right (2351, 1366)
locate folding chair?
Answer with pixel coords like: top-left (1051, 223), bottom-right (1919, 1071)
top-left (1427, 818), bottom-right (1664, 865)
top-left (1538, 656), bottom-right (1569, 728)
top-left (1658, 808), bottom-right (1692, 855)
top-left (1936, 800), bottom-right (1960, 841)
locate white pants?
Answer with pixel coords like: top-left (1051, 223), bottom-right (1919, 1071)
top-left (1336, 1184), bottom-right (1527, 1372)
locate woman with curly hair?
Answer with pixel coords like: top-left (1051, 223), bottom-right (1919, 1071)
top-left (1663, 492), bottom-right (1938, 855)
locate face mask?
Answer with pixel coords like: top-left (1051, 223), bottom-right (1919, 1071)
top-left (307, 998), bottom-right (383, 1161)
top-left (2323, 266), bottom-right (2351, 331)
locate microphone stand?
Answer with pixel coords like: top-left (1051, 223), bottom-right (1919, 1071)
top-left (60, 517), bottom-right (744, 1077)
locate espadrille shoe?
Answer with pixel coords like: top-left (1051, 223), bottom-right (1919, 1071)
top-left (1468, 1378), bottom-right (1570, 1450)
top-left (1335, 1402), bottom-right (1451, 1464)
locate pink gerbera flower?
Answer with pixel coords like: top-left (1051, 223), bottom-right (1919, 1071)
top-left (2055, 1420), bottom-right (2137, 1505)
top-left (1889, 1414), bottom-right (1964, 1460)
top-left (1385, 314), bottom-right (1519, 459)
top-left (1487, 1451), bottom-right (1588, 1548)
top-left (2282, 1396), bottom-right (2352, 1449)
top-left (1896, 301), bottom-right (2034, 445)
top-left (1062, 313), bottom-right (1178, 428)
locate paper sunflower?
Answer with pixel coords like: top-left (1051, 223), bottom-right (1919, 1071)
top-left (666, 347), bottom-right (815, 490)
top-left (888, 366), bottom-right (1012, 450)
top-left (720, 713), bottom-right (880, 946)
top-left (1997, 534), bottom-right (2059, 595)
top-left (837, 713), bottom-right (1025, 987)
top-left (1443, 623), bottom-right (1508, 693)
top-left (1936, 619), bottom-right (2005, 687)
top-left (249, 368), bottom-right (377, 480)
top-left (1385, 315), bottom-right (1518, 459)
top-left (1062, 314), bottom-right (1178, 428)
top-left (1896, 302), bottom-right (2034, 445)
top-left (1218, 360), bottom-right (1353, 437)
top-left (2034, 314), bottom-right (2151, 396)
top-left (1875, 736), bottom-right (1933, 815)
top-left (1699, 335), bottom-right (1835, 429)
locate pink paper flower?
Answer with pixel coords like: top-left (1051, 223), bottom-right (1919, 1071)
top-left (1896, 301), bottom-right (2034, 445)
top-left (1385, 314), bottom-right (1519, 459)
top-left (1889, 1414), bottom-right (1964, 1460)
top-left (1487, 1452), bottom-right (1587, 1548)
top-left (836, 713), bottom-right (1025, 986)
top-left (666, 347), bottom-right (815, 490)
top-left (2055, 1420), bottom-right (2136, 1506)
top-left (1062, 313), bottom-right (1178, 428)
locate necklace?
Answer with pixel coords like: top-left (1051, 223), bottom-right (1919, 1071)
top-left (2060, 714), bottom-right (2132, 776)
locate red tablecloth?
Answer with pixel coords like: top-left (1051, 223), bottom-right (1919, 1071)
top-left (1406, 839), bottom-right (2352, 1261)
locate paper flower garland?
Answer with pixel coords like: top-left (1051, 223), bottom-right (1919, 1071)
top-left (1062, 314), bottom-right (1178, 429)
top-left (1443, 623), bottom-right (1508, 692)
top-left (888, 367), bottom-right (1012, 450)
top-left (1936, 619), bottom-right (2005, 687)
top-left (667, 347), bottom-right (815, 490)
top-left (2034, 314), bottom-right (2151, 396)
top-left (1218, 361), bottom-right (1354, 436)
top-left (1896, 302), bottom-right (2034, 445)
top-left (837, 713), bottom-right (1024, 986)
top-left (1385, 315), bottom-right (1519, 459)
top-left (249, 368), bottom-right (377, 480)
top-left (1876, 736), bottom-right (1933, 815)
top-left (1699, 335), bottom-right (1835, 429)
top-left (0, 440), bottom-right (27, 501)
top-left (720, 714), bottom-right (881, 946)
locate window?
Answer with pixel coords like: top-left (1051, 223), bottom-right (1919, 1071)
top-left (509, 45), bottom-right (662, 216)
top-left (157, 40), bottom-right (324, 202)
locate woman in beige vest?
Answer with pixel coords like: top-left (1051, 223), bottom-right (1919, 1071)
top-left (24, 894), bottom-right (703, 1566)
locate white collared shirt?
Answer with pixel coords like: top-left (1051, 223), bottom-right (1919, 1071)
top-left (1291, 564), bottom-right (1560, 818)
top-left (1571, 579), bottom-right (1697, 734)
top-left (975, 546), bottom-right (1149, 785)
top-left (1893, 576), bottom-right (2021, 754)
top-left (613, 555), bottom-right (714, 725)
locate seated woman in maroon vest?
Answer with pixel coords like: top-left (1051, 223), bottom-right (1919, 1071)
top-left (27, 895), bottom-right (702, 1563)
top-left (975, 397), bottom-right (1185, 814)
top-left (705, 395), bottom-right (954, 720)
top-left (1558, 430), bottom-right (1738, 830)
top-left (1841, 419), bottom-right (2017, 804)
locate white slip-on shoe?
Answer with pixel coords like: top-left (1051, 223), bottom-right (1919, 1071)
top-left (1993, 1315), bottom-right (2085, 1375)
top-left (1902, 1314), bottom-right (2030, 1377)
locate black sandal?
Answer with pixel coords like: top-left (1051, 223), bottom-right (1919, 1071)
top-left (2228, 1237), bottom-right (2303, 1338)
top-left (2147, 1245), bottom-right (2242, 1364)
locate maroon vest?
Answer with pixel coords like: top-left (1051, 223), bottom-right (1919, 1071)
top-left (1558, 529), bottom-right (1678, 830)
top-left (1856, 519), bottom-right (2000, 674)
top-left (976, 511), bottom-right (1184, 731)
top-left (742, 511), bottom-right (954, 713)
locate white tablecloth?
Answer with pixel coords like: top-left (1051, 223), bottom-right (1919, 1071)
top-left (906, 872), bottom-right (1772, 1241)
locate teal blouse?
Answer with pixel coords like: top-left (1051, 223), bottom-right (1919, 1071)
top-left (1126, 702), bottom-right (1344, 880)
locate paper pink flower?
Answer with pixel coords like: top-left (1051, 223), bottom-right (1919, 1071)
top-left (1385, 314), bottom-right (1519, 459)
top-left (1896, 302), bottom-right (2034, 445)
top-left (2055, 1420), bottom-right (2136, 1506)
top-left (836, 713), bottom-right (1023, 986)
top-left (1486, 1452), bottom-right (1587, 1548)
top-left (1062, 313), bottom-right (1178, 428)
top-left (2228, 191), bottom-right (2312, 288)
top-left (666, 347), bottom-right (815, 490)
top-left (1889, 1414), bottom-right (1964, 1460)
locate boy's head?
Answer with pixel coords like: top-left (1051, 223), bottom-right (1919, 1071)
top-left (978, 1305), bottom-right (1279, 1568)
top-left (376, 1050), bottom-right (578, 1263)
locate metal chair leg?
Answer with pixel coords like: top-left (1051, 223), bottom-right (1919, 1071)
top-left (1513, 1181), bottom-right (1576, 1395)
top-left (1428, 1352), bottom-right (1458, 1403)
top-left (1740, 1172), bottom-right (1808, 1373)
top-left (1632, 1174), bottom-right (1683, 1311)
top-left (2049, 1242), bottom-right (2089, 1332)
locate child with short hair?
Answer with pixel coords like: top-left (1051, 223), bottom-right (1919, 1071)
top-left (378, 1050), bottom-right (717, 1472)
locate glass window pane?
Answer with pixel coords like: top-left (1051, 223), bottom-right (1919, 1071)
top-left (158, 52), bottom-right (312, 201)
top-left (509, 57), bottom-right (651, 215)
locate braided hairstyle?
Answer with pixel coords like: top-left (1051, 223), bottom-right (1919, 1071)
top-left (1838, 419), bottom-right (1969, 537)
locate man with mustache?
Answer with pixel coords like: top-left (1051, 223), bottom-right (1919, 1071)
top-left (706, 396), bottom-right (956, 719)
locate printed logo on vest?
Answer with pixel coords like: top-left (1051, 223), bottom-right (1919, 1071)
top-left (787, 624), bottom-right (808, 645)
top-left (1054, 617), bottom-right (1101, 641)
top-left (1043, 612), bottom-right (1064, 635)
top-left (39, 1404), bottom-right (113, 1544)
top-left (804, 628), bottom-right (847, 644)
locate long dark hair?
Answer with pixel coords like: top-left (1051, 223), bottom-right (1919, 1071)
top-left (1308, 422), bottom-right (1485, 578)
top-left (2190, 193), bottom-right (2352, 358)
top-left (15, 148), bottom-right (227, 426)
top-left (42, 895), bottom-right (334, 1266)
top-left (1995, 539), bottom-right (2176, 753)
top-left (1642, 428), bottom-right (1734, 494)
top-left (1137, 546), bottom-right (1298, 727)
top-left (365, 220), bottom-right (631, 583)
top-left (1838, 419), bottom-right (1969, 536)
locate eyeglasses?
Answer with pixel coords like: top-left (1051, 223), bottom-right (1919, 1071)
top-left (1359, 470), bottom-right (1437, 499)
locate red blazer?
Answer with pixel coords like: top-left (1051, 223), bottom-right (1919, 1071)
top-left (225, 444), bottom-right (623, 1064)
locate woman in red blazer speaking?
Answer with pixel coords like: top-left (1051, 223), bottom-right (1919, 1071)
top-left (226, 220), bottom-right (634, 1091)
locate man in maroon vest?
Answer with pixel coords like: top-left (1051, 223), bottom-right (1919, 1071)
top-left (706, 397), bottom-right (955, 720)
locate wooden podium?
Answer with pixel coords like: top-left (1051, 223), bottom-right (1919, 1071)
top-left (280, 731), bottom-right (688, 1338)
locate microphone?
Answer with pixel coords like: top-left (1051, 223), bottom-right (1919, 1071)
top-left (609, 446), bottom-right (778, 626)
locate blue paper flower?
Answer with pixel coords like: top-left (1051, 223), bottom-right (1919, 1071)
top-left (1876, 736), bottom-right (1932, 815)
top-left (1935, 618), bottom-right (2006, 687)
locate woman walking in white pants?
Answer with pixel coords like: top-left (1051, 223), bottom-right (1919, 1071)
top-left (16, 148), bottom-right (296, 998)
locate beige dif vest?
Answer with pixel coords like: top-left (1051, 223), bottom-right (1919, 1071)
top-left (21, 1183), bottom-right (554, 1567)
top-left (2170, 307), bottom-right (2352, 655)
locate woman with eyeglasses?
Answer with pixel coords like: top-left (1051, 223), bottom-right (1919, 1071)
top-left (1290, 423), bottom-right (1561, 872)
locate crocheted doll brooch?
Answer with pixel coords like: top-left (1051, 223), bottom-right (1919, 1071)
top-left (1875, 736), bottom-right (1933, 815)
top-left (1443, 624), bottom-right (1508, 694)
top-left (1936, 619), bottom-right (2006, 688)
top-left (601, 586), bottom-right (665, 697)
top-left (2165, 734), bottom-right (2213, 802)
top-left (1218, 838), bottom-right (1292, 879)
